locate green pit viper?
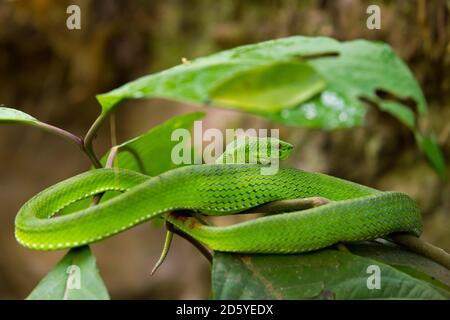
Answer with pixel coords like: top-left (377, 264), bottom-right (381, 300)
top-left (15, 137), bottom-right (422, 256)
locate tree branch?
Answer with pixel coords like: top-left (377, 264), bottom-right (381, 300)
top-left (390, 233), bottom-right (450, 269)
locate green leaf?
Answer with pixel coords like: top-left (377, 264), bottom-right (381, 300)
top-left (27, 247), bottom-right (109, 300)
top-left (208, 61), bottom-right (326, 113)
top-left (96, 61), bottom-right (258, 113)
top-left (101, 112), bottom-right (205, 175)
top-left (378, 101), bottom-right (416, 129)
top-left (97, 36), bottom-right (426, 130)
top-left (415, 132), bottom-right (447, 179)
top-left (349, 242), bottom-right (450, 289)
top-left (96, 36), bottom-right (443, 175)
top-left (0, 107), bottom-right (39, 125)
top-left (269, 88), bottom-right (362, 129)
top-left (212, 243), bottom-right (450, 300)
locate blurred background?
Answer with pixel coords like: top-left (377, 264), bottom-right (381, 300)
top-left (0, 0), bottom-right (449, 299)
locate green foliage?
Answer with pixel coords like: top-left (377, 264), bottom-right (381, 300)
top-left (2, 36), bottom-right (447, 300)
top-left (96, 36), bottom-right (425, 127)
top-left (415, 132), bottom-right (447, 179)
top-left (100, 112), bottom-right (204, 175)
top-left (212, 243), bottom-right (450, 300)
top-left (27, 247), bottom-right (109, 300)
top-left (209, 61), bottom-right (326, 113)
top-left (378, 101), bottom-right (416, 130)
top-left (95, 36), bottom-right (445, 177)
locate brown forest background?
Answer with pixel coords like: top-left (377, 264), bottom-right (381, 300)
top-left (0, 0), bottom-right (449, 299)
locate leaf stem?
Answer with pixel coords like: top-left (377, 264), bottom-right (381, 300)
top-left (105, 145), bottom-right (119, 168)
top-left (84, 111), bottom-right (110, 161)
top-left (242, 197), bottom-right (331, 214)
top-left (83, 144), bottom-right (103, 169)
top-left (36, 121), bottom-right (83, 148)
top-left (151, 225), bottom-right (174, 275)
top-left (36, 121), bottom-right (102, 167)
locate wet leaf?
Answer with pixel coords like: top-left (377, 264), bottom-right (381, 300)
top-left (270, 89), bottom-right (362, 129)
top-left (97, 36), bottom-right (426, 130)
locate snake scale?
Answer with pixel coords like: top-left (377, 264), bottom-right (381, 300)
top-left (15, 137), bottom-right (422, 253)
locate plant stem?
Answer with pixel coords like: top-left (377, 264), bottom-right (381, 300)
top-left (105, 145), bottom-right (119, 168)
top-left (36, 121), bottom-right (84, 149)
top-left (83, 144), bottom-right (102, 169)
top-left (84, 111), bottom-right (110, 161)
top-left (166, 219), bottom-right (213, 264)
top-left (151, 225), bottom-right (174, 275)
top-left (36, 121), bottom-right (102, 167)
top-left (391, 233), bottom-right (450, 269)
top-left (242, 197), bottom-right (331, 214)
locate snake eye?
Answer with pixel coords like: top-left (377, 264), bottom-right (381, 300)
top-left (278, 142), bottom-right (293, 160)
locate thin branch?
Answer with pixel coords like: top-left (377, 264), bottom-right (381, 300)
top-left (166, 220), bottom-right (213, 264)
top-left (82, 144), bottom-right (102, 169)
top-left (242, 197), bottom-right (331, 214)
top-left (91, 145), bottom-right (119, 206)
top-left (35, 121), bottom-right (102, 168)
top-left (35, 121), bottom-right (84, 149)
top-left (105, 145), bottom-right (119, 168)
top-left (390, 233), bottom-right (450, 269)
top-left (84, 111), bottom-right (110, 162)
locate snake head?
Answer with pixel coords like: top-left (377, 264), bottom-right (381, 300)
top-left (216, 136), bottom-right (294, 164)
top-left (278, 139), bottom-right (293, 160)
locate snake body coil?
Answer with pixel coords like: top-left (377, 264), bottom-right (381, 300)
top-left (15, 164), bottom-right (422, 253)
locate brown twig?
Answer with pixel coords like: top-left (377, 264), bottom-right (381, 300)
top-left (390, 233), bottom-right (450, 269)
top-left (166, 220), bottom-right (213, 264)
top-left (243, 197), bottom-right (331, 214)
top-left (35, 121), bottom-right (102, 168)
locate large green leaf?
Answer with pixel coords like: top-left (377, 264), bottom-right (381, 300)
top-left (27, 247), bottom-right (109, 300)
top-left (0, 107), bottom-right (39, 125)
top-left (97, 36), bottom-right (426, 130)
top-left (96, 36), bottom-right (444, 176)
top-left (212, 242), bottom-right (450, 300)
top-left (208, 61), bottom-right (326, 113)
